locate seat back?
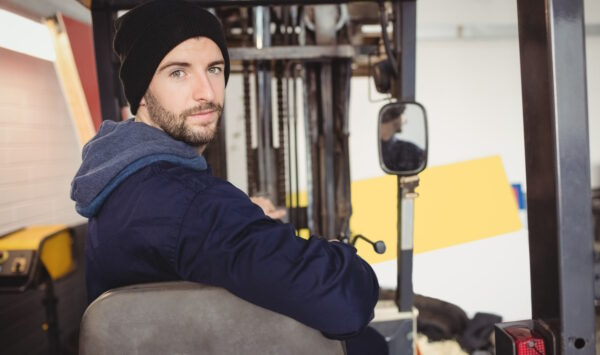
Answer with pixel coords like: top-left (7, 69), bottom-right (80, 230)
top-left (79, 282), bottom-right (346, 355)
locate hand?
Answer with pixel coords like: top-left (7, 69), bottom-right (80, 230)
top-left (250, 196), bottom-right (287, 220)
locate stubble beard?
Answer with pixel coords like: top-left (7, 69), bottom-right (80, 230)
top-left (144, 91), bottom-right (223, 147)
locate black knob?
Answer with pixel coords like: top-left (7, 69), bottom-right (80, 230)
top-left (352, 234), bottom-right (387, 255)
top-left (374, 241), bottom-right (386, 254)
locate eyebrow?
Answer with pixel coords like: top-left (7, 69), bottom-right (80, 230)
top-left (157, 60), bottom-right (225, 73)
top-left (208, 60), bottom-right (225, 67)
top-left (157, 61), bottom-right (190, 73)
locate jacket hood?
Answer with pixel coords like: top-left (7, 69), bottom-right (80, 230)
top-left (71, 118), bottom-right (207, 217)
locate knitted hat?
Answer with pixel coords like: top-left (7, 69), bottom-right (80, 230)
top-left (113, 0), bottom-right (230, 114)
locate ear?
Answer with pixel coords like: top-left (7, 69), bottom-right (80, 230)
top-left (139, 96), bottom-right (147, 107)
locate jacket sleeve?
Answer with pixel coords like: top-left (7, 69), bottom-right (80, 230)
top-left (174, 180), bottom-right (379, 339)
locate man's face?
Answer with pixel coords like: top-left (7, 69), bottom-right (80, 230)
top-left (137, 37), bottom-right (226, 147)
top-left (380, 116), bottom-right (403, 141)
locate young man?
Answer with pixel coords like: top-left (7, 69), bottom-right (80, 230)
top-left (70, 0), bottom-right (379, 341)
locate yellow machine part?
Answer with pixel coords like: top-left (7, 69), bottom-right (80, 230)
top-left (0, 225), bottom-right (74, 280)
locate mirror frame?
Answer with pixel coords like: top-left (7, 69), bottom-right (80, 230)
top-left (377, 101), bottom-right (429, 176)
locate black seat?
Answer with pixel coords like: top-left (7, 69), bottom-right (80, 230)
top-left (79, 281), bottom-right (346, 355)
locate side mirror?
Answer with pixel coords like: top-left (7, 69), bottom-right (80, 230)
top-left (378, 102), bottom-right (428, 176)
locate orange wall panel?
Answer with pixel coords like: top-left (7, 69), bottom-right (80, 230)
top-left (61, 14), bottom-right (102, 131)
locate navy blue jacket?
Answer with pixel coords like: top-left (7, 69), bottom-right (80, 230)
top-left (71, 119), bottom-right (379, 339)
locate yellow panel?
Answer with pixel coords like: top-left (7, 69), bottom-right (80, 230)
top-left (413, 156), bottom-right (521, 253)
top-left (0, 225), bottom-right (67, 249)
top-left (40, 230), bottom-right (74, 280)
top-left (350, 175), bottom-right (399, 264)
top-left (286, 191), bottom-right (308, 207)
top-left (350, 156), bottom-right (522, 263)
top-left (0, 225), bottom-right (74, 280)
top-left (286, 192), bottom-right (310, 240)
top-left (297, 229), bottom-right (311, 240)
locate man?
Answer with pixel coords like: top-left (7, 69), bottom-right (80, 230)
top-left (71, 0), bottom-right (379, 341)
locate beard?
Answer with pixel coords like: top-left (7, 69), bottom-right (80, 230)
top-left (144, 91), bottom-right (223, 147)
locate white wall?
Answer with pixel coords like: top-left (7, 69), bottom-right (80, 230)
top-left (418, 0), bottom-right (600, 26)
top-left (0, 46), bottom-right (84, 235)
top-left (587, 36), bottom-right (600, 186)
top-left (417, 38), bottom-right (526, 181)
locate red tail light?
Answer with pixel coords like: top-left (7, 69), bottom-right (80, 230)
top-left (505, 327), bottom-right (546, 355)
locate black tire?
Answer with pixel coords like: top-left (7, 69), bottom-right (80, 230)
top-left (414, 294), bottom-right (469, 341)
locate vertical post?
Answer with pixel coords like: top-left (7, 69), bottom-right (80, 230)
top-left (516, 0), bottom-right (595, 353)
top-left (393, 0), bottom-right (416, 102)
top-left (392, 0), bottom-right (417, 314)
top-left (253, 6), bottom-right (274, 198)
top-left (91, 9), bottom-right (120, 122)
top-left (41, 269), bottom-right (59, 355)
top-left (397, 188), bottom-right (415, 311)
top-left (320, 63), bottom-right (337, 238)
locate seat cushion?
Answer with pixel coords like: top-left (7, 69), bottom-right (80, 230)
top-left (79, 281), bottom-right (346, 355)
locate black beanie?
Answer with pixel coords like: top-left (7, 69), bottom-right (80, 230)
top-left (113, 0), bottom-right (230, 115)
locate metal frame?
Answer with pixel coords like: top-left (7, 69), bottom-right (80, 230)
top-left (228, 45), bottom-right (366, 61)
top-left (81, 0), bottom-right (367, 10)
top-left (392, 0), bottom-right (417, 314)
top-left (91, 9), bottom-right (121, 122)
top-left (516, 0), bottom-right (595, 353)
top-left (393, 0), bottom-right (416, 102)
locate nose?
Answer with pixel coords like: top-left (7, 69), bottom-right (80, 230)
top-left (191, 71), bottom-right (216, 103)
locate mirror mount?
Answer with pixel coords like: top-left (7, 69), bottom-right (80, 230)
top-left (376, 101), bottom-right (428, 314)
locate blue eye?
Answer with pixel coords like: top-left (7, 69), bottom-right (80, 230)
top-left (208, 66), bottom-right (223, 75)
top-left (170, 70), bottom-right (185, 78)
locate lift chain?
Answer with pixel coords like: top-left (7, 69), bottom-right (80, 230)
top-left (242, 61), bottom-right (257, 196)
top-left (275, 61), bottom-right (287, 207)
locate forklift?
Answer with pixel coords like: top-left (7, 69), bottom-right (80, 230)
top-left (73, 0), bottom-right (596, 354)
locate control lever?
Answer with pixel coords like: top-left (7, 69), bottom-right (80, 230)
top-left (351, 234), bottom-right (386, 254)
